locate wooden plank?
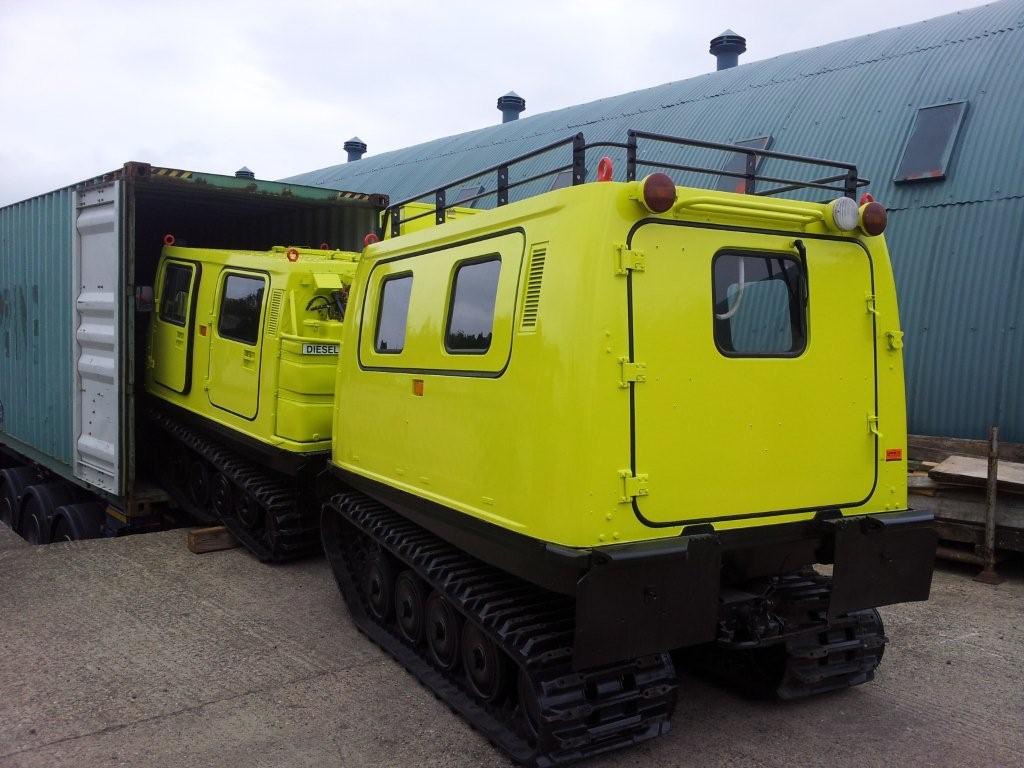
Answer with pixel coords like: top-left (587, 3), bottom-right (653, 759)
top-left (929, 455), bottom-right (1024, 495)
top-left (187, 526), bottom-right (238, 554)
top-left (908, 434), bottom-right (1024, 463)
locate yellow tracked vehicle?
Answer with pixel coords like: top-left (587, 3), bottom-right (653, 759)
top-left (318, 132), bottom-right (938, 765)
top-left (144, 243), bottom-right (363, 558)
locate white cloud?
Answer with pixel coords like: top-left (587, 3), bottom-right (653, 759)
top-left (0, 0), bottom-right (988, 205)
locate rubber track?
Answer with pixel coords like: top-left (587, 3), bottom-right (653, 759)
top-left (687, 572), bottom-right (887, 700)
top-left (322, 492), bottom-right (677, 767)
top-left (148, 408), bottom-right (319, 561)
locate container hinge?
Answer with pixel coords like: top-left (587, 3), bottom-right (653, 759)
top-left (618, 357), bottom-right (646, 387)
top-left (618, 470), bottom-right (649, 503)
top-left (865, 293), bottom-right (879, 316)
top-left (615, 244), bottom-right (645, 275)
top-left (885, 330), bottom-right (904, 350)
top-left (867, 413), bottom-right (882, 438)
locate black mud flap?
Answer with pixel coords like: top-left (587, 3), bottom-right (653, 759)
top-left (828, 509), bottom-right (937, 619)
top-left (573, 534), bottom-right (721, 669)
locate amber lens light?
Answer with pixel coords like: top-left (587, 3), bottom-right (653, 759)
top-left (641, 173), bottom-right (677, 213)
top-left (859, 201), bottom-right (888, 236)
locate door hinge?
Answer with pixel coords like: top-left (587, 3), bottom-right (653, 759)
top-left (865, 293), bottom-right (879, 316)
top-left (618, 470), bottom-right (649, 503)
top-left (618, 357), bottom-right (646, 387)
top-left (615, 244), bottom-right (646, 275)
top-left (867, 413), bottom-right (882, 438)
top-left (885, 330), bottom-right (904, 350)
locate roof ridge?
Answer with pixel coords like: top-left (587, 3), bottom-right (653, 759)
top-left (290, 0), bottom-right (1023, 185)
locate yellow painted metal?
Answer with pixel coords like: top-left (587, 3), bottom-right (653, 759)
top-left (332, 181), bottom-right (908, 548)
top-left (145, 244), bottom-right (361, 454)
top-left (151, 259), bottom-right (197, 393)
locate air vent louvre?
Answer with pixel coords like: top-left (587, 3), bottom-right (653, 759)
top-left (520, 244), bottom-right (547, 331)
top-left (266, 289), bottom-right (284, 336)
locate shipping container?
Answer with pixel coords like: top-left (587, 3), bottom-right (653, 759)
top-left (0, 162), bottom-right (383, 525)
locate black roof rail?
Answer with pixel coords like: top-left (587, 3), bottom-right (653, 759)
top-left (382, 130), bottom-right (868, 237)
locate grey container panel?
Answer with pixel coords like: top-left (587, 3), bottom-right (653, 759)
top-left (0, 189), bottom-right (74, 470)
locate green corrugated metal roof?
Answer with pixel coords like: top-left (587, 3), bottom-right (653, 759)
top-left (286, 0), bottom-right (1024, 442)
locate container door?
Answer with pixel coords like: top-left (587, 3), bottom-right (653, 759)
top-left (72, 183), bottom-right (121, 494)
top-left (627, 223), bottom-right (878, 527)
top-left (150, 259), bottom-right (198, 393)
top-left (208, 270), bottom-right (267, 420)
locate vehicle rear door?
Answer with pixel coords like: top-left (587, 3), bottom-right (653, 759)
top-left (626, 222), bottom-right (878, 527)
top-left (208, 270), bottom-right (267, 420)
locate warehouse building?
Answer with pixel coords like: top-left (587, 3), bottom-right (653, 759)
top-left (286, 0), bottom-right (1024, 443)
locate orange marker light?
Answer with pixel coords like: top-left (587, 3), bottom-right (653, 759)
top-left (412, 379), bottom-right (424, 396)
top-left (199, 325), bottom-right (208, 336)
top-left (885, 448), bottom-right (903, 462)
top-left (286, 247), bottom-right (300, 262)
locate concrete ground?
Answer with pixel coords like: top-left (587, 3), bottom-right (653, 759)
top-left (1, 524), bottom-right (1021, 768)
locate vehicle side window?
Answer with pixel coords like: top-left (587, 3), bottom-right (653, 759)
top-left (712, 252), bottom-right (806, 356)
top-left (159, 263), bottom-right (193, 326)
top-left (217, 273), bottom-right (266, 345)
top-left (375, 274), bottom-right (413, 353)
top-left (446, 257), bottom-right (501, 353)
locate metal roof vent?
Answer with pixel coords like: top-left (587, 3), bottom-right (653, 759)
top-left (710, 30), bottom-right (746, 70)
top-left (235, 166), bottom-right (255, 179)
top-left (497, 91), bottom-right (526, 123)
top-left (344, 137), bottom-right (367, 162)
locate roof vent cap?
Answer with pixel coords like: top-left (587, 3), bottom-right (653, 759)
top-left (235, 166), bottom-right (255, 179)
top-left (497, 91), bottom-right (526, 123)
top-left (710, 29), bottom-right (746, 70)
top-left (344, 137), bottom-right (367, 162)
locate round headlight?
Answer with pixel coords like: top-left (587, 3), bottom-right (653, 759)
top-left (826, 196), bottom-right (860, 231)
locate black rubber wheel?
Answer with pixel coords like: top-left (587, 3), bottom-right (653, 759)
top-left (394, 570), bottom-right (426, 646)
top-left (211, 473), bottom-right (235, 520)
top-left (168, 441), bottom-right (190, 491)
top-left (50, 503), bottom-right (106, 541)
top-left (187, 460), bottom-right (212, 509)
top-left (517, 667), bottom-right (544, 745)
top-left (51, 516), bottom-right (75, 542)
top-left (461, 621), bottom-right (508, 703)
top-left (18, 482), bottom-right (79, 544)
top-left (425, 592), bottom-right (462, 672)
top-left (236, 493), bottom-right (264, 532)
top-left (364, 551), bottom-right (397, 623)
top-left (0, 466), bottom-right (37, 528)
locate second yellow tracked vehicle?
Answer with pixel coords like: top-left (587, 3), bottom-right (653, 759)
top-left (319, 131), bottom-right (938, 765)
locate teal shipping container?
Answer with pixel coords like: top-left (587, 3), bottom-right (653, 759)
top-left (0, 164), bottom-right (382, 506)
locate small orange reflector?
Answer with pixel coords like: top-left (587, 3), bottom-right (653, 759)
top-left (885, 448), bottom-right (903, 462)
top-left (199, 325), bottom-right (208, 336)
top-left (412, 379), bottom-right (424, 396)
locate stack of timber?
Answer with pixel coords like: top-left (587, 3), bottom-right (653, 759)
top-left (908, 435), bottom-right (1024, 557)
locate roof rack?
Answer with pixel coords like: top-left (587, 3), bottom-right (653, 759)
top-left (383, 129), bottom-right (869, 237)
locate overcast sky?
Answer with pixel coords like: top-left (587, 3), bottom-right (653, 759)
top-left (0, 0), bottom-right (988, 206)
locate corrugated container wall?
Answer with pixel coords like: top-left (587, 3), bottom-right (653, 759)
top-left (0, 190), bottom-right (74, 466)
top-left (285, 0), bottom-right (1024, 443)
